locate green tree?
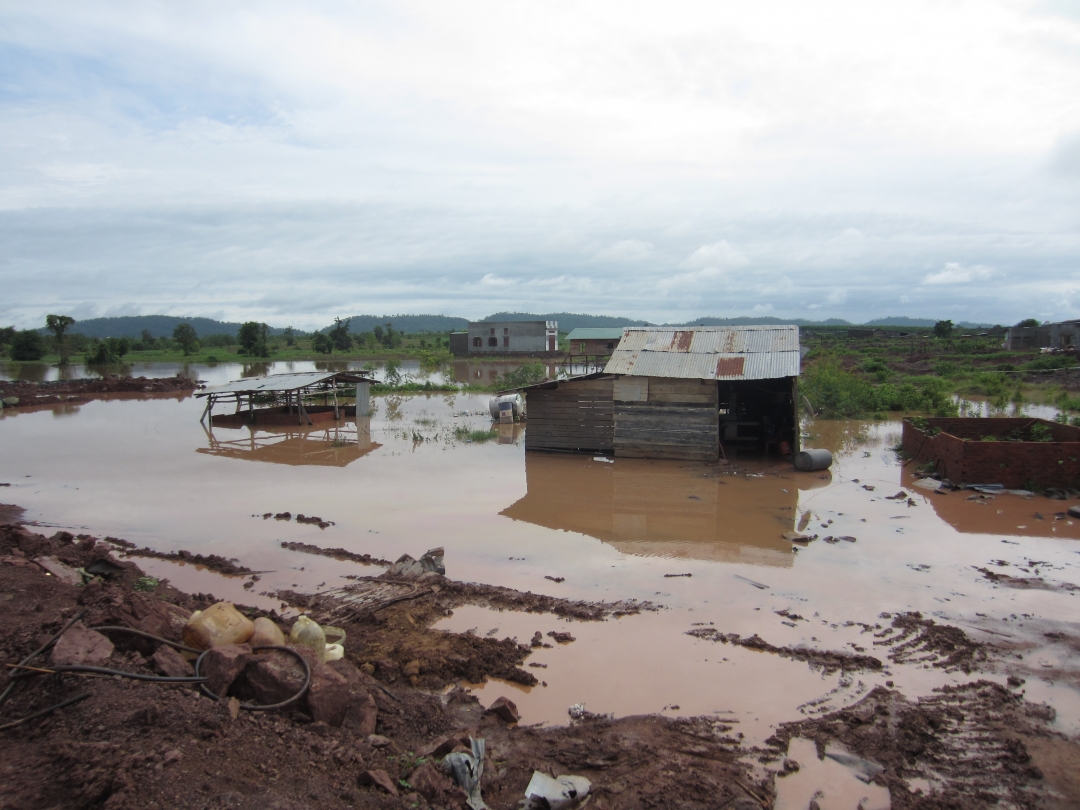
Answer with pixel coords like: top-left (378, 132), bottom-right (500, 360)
top-left (372, 325), bottom-right (385, 345)
top-left (312, 333), bottom-right (332, 354)
top-left (1016, 318), bottom-right (1039, 328)
top-left (237, 322), bottom-right (270, 357)
top-left (328, 317), bottom-right (351, 351)
top-left (45, 314), bottom-right (76, 365)
top-left (172, 323), bottom-right (199, 356)
top-left (88, 337), bottom-right (131, 365)
top-left (139, 329), bottom-right (156, 350)
top-left (10, 330), bottom-right (45, 361)
top-left (0, 326), bottom-right (16, 351)
top-left (284, 326), bottom-right (295, 347)
top-left (933, 319), bottom-right (953, 339)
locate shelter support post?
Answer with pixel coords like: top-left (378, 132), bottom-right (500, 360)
top-left (332, 385), bottom-right (340, 420)
top-left (199, 395), bottom-right (213, 425)
top-left (356, 382), bottom-right (370, 417)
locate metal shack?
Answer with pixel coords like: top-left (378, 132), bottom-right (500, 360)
top-left (566, 327), bottom-right (624, 357)
top-left (515, 325), bottom-right (801, 461)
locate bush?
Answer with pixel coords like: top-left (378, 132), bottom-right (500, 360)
top-left (498, 362), bottom-right (548, 390)
top-left (801, 358), bottom-right (876, 417)
top-left (9, 330), bottom-right (45, 361)
top-left (1025, 354), bottom-right (1077, 371)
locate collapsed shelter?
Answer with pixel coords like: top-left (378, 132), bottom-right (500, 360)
top-left (195, 371), bottom-right (376, 428)
top-left (512, 325), bottom-right (801, 461)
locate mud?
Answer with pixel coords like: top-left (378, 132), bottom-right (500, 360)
top-left (0, 375), bottom-right (197, 409)
top-left (104, 540), bottom-right (255, 576)
top-left (280, 540), bottom-right (392, 567)
top-left (687, 627), bottom-right (884, 675)
top-left (767, 681), bottom-right (1076, 810)
top-left (975, 565), bottom-right (1080, 593)
top-left (0, 503), bottom-right (24, 524)
top-left (0, 520), bottom-right (769, 810)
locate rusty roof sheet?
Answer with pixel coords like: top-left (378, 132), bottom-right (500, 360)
top-left (603, 325), bottom-right (800, 380)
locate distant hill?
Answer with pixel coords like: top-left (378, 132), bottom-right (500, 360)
top-left (669, 316), bottom-right (852, 327)
top-left (322, 315), bottom-right (469, 334)
top-left (483, 312), bottom-right (654, 332)
top-left (864, 316), bottom-right (995, 328)
top-left (61, 316), bottom-right (288, 339)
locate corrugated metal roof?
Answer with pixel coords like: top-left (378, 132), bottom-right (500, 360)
top-left (603, 325), bottom-right (800, 381)
top-left (565, 328), bottom-right (625, 341)
top-left (497, 372), bottom-right (612, 394)
top-left (197, 371), bottom-right (373, 397)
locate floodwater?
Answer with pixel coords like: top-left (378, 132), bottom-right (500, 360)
top-left (2, 385), bottom-right (1080, 756)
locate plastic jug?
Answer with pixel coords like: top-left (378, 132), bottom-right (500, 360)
top-left (182, 602), bottom-right (255, 650)
top-left (289, 615), bottom-right (327, 662)
top-left (250, 616), bottom-right (286, 647)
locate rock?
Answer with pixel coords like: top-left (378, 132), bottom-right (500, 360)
top-left (153, 645), bottom-right (194, 678)
top-left (246, 649), bottom-right (309, 705)
top-left (49, 622), bottom-right (114, 666)
top-left (357, 694), bottom-right (378, 735)
top-left (408, 761), bottom-right (461, 804)
top-left (249, 617), bottom-right (286, 647)
top-left (547, 631), bottom-right (576, 643)
top-left (403, 659), bottom-right (421, 678)
top-left (246, 645), bottom-right (349, 724)
top-left (163, 749), bottom-right (183, 765)
top-left (2, 397), bottom-right (18, 407)
top-left (357, 769), bottom-right (398, 796)
top-left (306, 657), bottom-right (350, 727)
top-left (35, 556), bottom-right (83, 585)
top-left (531, 631), bottom-right (543, 648)
top-left (367, 734), bottom-right (392, 748)
top-left (486, 696), bottom-right (520, 723)
top-left (1068, 506), bottom-right (1080, 519)
top-left (201, 644), bottom-right (253, 697)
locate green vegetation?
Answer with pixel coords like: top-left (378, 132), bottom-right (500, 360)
top-left (801, 356), bottom-right (958, 418)
top-left (133, 576), bottom-right (159, 592)
top-left (172, 323), bottom-right (199, 356)
top-left (45, 314), bottom-right (76, 365)
top-left (452, 425), bottom-right (498, 443)
top-left (496, 361), bottom-right (548, 389)
top-left (9, 330), bottom-right (45, 361)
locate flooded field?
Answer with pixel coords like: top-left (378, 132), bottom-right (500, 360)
top-left (2, 379), bottom-right (1080, 788)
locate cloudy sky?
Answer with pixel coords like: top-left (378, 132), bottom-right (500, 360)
top-left (2, 1), bottom-right (1079, 329)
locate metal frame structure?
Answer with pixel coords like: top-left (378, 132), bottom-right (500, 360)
top-left (195, 371), bottom-right (376, 427)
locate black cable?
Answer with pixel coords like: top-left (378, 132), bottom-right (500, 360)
top-left (0, 692), bottom-right (92, 733)
top-left (89, 626), bottom-right (202, 654)
top-left (195, 645), bottom-right (310, 712)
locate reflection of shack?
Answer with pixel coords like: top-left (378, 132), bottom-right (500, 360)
top-left (199, 419), bottom-right (380, 467)
top-left (500, 453), bottom-right (801, 566)
top-left (902, 417), bottom-right (1080, 488)
top-left (196, 371), bottom-right (376, 427)
top-left (509, 326), bottom-right (800, 461)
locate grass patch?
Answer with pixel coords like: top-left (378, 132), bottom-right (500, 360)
top-left (452, 426), bottom-right (498, 443)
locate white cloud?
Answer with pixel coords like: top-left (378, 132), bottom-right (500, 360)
top-left (826, 288), bottom-right (848, 305)
top-left (479, 273), bottom-right (514, 288)
top-left (921, 262), bottom-right (998, 285)
top-left (679, 241), bottom-right (750, 271)
top-left (593, 239), bottom-right (654, 262)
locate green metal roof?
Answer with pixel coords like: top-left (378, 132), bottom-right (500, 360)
top-left (565, 328), bottom-right (625, 341)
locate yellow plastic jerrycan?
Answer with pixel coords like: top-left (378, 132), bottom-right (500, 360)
top-left (182, 602), bottom-right (255, 650)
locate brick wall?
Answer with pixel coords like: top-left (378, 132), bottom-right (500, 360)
top-left (902, 417), bottom-right (1080, 488)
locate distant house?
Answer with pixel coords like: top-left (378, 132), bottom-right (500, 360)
top-left (506, 325), bottom-right (801, 461)
top-left (848, 328), bottom-right (888, 339)
top-left (448, 331), bottom-right (469, 357)
top-left (566, 327), bottom-right (624, 356)
top-left (1002, 320), bottom-right (1080, 351)
top-left (464, 321), bottom-right (558, 354)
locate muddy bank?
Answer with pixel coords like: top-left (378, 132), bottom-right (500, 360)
top-left (0, 522), bottom-right (762, 810)
top-left (102, 537), bottom-right (255, 576)
top-left (281, 540), bottom-right (392, 567)
top-left (0, 375), bottom-right (196, 409)
top-left (768, 681), bottom-right (1080, 810)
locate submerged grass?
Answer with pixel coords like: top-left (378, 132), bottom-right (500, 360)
top-left (452, 425), bottom-right (498, 443)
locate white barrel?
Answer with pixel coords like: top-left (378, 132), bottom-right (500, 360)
top-left (488, 393), bottom-right (524, 420)
top-left (794, 448), bottom-right (833, 472)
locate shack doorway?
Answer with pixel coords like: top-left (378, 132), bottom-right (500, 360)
top-left (717, 378), bottom-right (797, 455)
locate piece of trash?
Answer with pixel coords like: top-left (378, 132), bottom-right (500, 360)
top-left (522, 771), bottom-right (592, 810)
top-left (838, 536), bottom-right (857, 543)
top-left (911, 478), bottom-right (942, 492)
top-left (734, 574), bottom-right (768, 590)
top-left (885, 491), bottom-right (908, 500)
top-left (290, 615), bottom-right (327, 662)
top-left (386, 547), bottom-right (445, 578)
top-left (664, 573), bottom-right (692, 578)
top-left (782, 532), bottom-right (812, 544)
top-left (592, 456), bottom-right (613, 463)
top-left (83, 559), bottom-right (126, 579)
top-left (443, 736), bottom-right (487, 810)
top-left (862, 485), bottom-right (875, 491)
top-left (183, 601), bottom-right (255, 650)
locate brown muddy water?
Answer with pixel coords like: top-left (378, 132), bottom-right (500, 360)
top-left (2, 388), bottom-right (1080, 754)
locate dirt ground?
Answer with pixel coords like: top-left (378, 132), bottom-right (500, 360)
top-left (0, 376), bottom-right (197, 411)
top-left (1, 516), bottom-right (1077, 809)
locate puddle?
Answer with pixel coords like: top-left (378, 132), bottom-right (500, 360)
top-left (773, 738), bottom-right (891, 810)
top-left (2, 385), bottom-right (1080, 740)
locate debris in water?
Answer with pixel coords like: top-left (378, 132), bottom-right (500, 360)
top-left (522, 771), bottom-right (591, 810)
top-left (547, 631), bottom-right (576, 643)
top-left (664, 573), bottom-right (692, 578)
top-left (544, 575), bottom-right (565, 583)
top-left (734, 574), bottom-right (769, 590)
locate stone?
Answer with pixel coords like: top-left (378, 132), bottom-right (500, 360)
top-left (200, 644), bottom-right (252, 697)
top-left (357, 694), bottom-right (378, 736)
top-left (250, 617), bottom-right (286, 647)
top-left (153, 645), bottom-right (193, 678)
top-left (418, 737), bottom-right (467, 759)
top-left (408, 761), bottom-right (461, 804)
top-left (306, 657), bottom-right (350, 727)
top-left (402, 659), bottom-right (421, 678)
top-left (357, 769), bottom-right (398, 796)
top-left (247, 649), bottom-right (308, 705)
top-left (246, 646), bottom-right (349, 725)
top-left (531, 631), bottom-right (543, 648)
top-left (367, 734), bottom-right (391, 748)
top-left (486, 696), bottom-right (520, 723)
top-left (163, 749), bottom-right (183, 765)
top-left (49, 622), bottom-right (114, 666)
top-left (2, 397), bottom-right (18, 407)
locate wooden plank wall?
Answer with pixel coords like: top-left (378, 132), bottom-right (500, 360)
top-left (524, 378), bottom-right (614, 452)
top-left (614, 377), bottom-right (719, 461)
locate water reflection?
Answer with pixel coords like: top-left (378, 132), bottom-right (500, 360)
top-left (197, 417), bottom-right (380, 467)
top-left (500, 452), bottom-right (830, 566)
